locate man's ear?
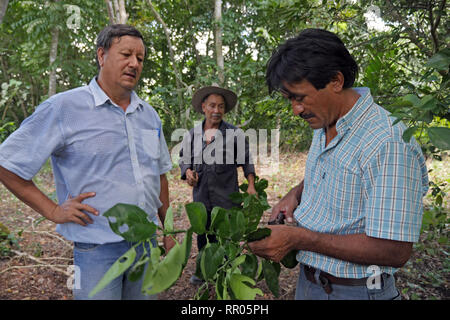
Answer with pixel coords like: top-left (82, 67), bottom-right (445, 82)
top-left (97, 47), bottom-right (106, 68)
top-left (201, 102), bottom-right (206, 114)
top-left (330, 71), bottom-right (345, 93)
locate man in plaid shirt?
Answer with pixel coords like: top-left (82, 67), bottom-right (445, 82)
top-left (249, 29), bottom-right (429, 300)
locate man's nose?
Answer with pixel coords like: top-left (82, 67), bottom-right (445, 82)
top-left (128, 55), bottom-right (139, 68)
top-left (291, 100), bottom-right (304, 116)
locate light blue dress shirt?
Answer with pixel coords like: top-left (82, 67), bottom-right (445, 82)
top-left (0, 78), bottom-right (172, 244)
top-left (294, 87), bottom-right (429, 278)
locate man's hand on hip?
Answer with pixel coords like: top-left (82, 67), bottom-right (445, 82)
top-left (49, 192), bottom-right (98, 226)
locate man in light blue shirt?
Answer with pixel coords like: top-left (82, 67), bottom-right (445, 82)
top-left (0, 24), bottom-right (174, 299)
top-left (249, 29), bottom-right (428, 300)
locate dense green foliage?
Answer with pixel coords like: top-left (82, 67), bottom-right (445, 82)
top-left (89, 177), bottom-right (291, 300)
top-left (1, 0), bottom-right (448, 151)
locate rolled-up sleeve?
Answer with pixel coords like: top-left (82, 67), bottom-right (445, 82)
top-left (0, 101), bottom-right (65, 180)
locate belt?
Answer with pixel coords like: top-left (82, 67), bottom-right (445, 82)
top-left (303, 265), bottom-right (385, 294)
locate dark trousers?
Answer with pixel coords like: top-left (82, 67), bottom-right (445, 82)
top-left (197, 209), bottom-right (217, 251)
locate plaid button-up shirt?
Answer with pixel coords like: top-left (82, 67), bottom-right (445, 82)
top-left (294, 87), bottom-right (429, 278)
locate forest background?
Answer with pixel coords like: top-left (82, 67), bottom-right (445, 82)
top-left (0, 0), bottom-right (448, 300)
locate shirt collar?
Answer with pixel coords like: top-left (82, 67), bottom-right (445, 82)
top-left (335, 87), bottom-right (373, 134)
top-left (198, 119), bottom-right (228, 133)
top-left (88, 77), bottom-right (144, 112)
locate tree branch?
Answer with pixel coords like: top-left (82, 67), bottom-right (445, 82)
top-left (385, 0), bottom-right (433, 57)
top-left (147, 0), bottom-right (187, 126)
top-left (0, 0), bottom-right (8, 24)
top-left (214, 0), bottom-right (224, 86)
top-left (118, 0), bottom-right (128, 24)
top-left (429, 0), bottom-right (446, 54)
top-left (104, 0), bottom-right (116, 24)
top-left (6, 250), bottom-right (71, 277)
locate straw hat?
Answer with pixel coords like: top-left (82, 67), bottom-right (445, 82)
top-left (192, 84), bottom-right (237, 114)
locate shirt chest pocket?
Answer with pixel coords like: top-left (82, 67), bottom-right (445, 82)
top-left (141, 129), bottom-right (160, 159)
top-left (326, 165), bottom-right (363, 219)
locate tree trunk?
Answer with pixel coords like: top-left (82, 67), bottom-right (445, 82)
top-left (214, 0), bottom-right (224, 86)
top-left (104, 0), bottom-right (127, 24)
top-left (113, 0), bottom-right (120, 23)
top-left (104, 0), bottom-right (116, 24)
top-left (147, 0), bottom-right (185, 126)
top-left (48, 25), bottom-right (59, 97)
top-left (118, 0), bottom-right (128, 24)
top-left (0, 0), bottom-right (8, 24)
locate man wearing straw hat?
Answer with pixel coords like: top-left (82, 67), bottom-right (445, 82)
top-left (179, 85), bottom-right (257, 285)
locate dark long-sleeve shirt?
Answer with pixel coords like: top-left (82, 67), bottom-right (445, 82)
top-left (179, 120), bottom-right (255, 212)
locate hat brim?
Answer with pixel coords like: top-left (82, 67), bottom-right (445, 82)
top-left (192, 86), bottom-right (237, 114)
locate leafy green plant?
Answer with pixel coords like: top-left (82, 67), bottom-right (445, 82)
top-left (89, 177), bottom-right (295, 299)
top-left (390, 49), bottom-right (450, 152)
top-left (0, 121), bottom-right (16, 143)
top-left (0, 222), bottom-right (21, 257)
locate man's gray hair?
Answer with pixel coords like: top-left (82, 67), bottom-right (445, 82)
top-left (95, 24), bottom-right (147, 69)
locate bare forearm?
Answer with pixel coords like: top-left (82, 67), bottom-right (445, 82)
top-left (291, 227), bottom-right (412, 268)
top-left (158, 174), bottom-right (170, 226)
top-left (250, 224), bottom-right (413, 268)
top-left (0, 166), bottom-right (57, 219)
top-left (247, 173), bottom-right (255, 190)
top-left (290, 180), bottom-right (304, 203)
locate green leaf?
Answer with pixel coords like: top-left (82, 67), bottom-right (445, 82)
top-left (104, 203), bottom-right (157, 242)
top-left (164, 207), bottom-right (174, 233)
top-left (239, 183), bottom-right (249, 192)
top-left (229, 191), bottom-right (244, 204)
top-left (223, 241), bottom-right (239, 260)
top-left (402, 126), bottom-right (417, 143)
top-left (142, 240), bottom-right (185, 295)
top-left (215, 272), bottom-right (227, 300)
top-left (185, 202), bottom-right (207, 234)
top-left (181, 228), bottom-right (193, 267)
top-left (229, 274), bottom-right (263, 300)
top-left (419, 95), bottom-right (438, 111)
top-left (195, 284), bottom-right (210, 300)
top-left (280, 250), bottom-right (299, 269)
top-left (243, 196), bottom-right (270, 234)
top-left (201, 243), bottom-right (225, 281)
top-left (89, 246), bottom-right (137, 298)
top-left (402, 94), bottom-right (421, 107)
top-left (230, 254), bottom-right (247, 271)
top-left (210, 207), bottom-right (227, 230)
top-left (246, 227), bottom-right (271, 242)
top-left (216, 213), bottom-right (232, 240)
top-left (427, 127), bottom-right (450, 150)
top-left (426, 49), bottom-right (450, 71)
top-left (240, 254), bottom-right (259, 278)
top-left (127, 250), bottom-right (149, 282)
top-left (255, 178), bottom-right (269, 193)
top-left (262, 259), bottom-right (280, 297)
top-left (230, 211), bottom-right (245, 241)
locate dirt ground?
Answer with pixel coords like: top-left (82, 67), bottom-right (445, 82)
top-left (0, 152), bottom-right (448, 300)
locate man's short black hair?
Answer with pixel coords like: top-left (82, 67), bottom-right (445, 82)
top-left (266, 28), bottom-right (358, 93)
top-left (95, 24), bottom-right (147, 69)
